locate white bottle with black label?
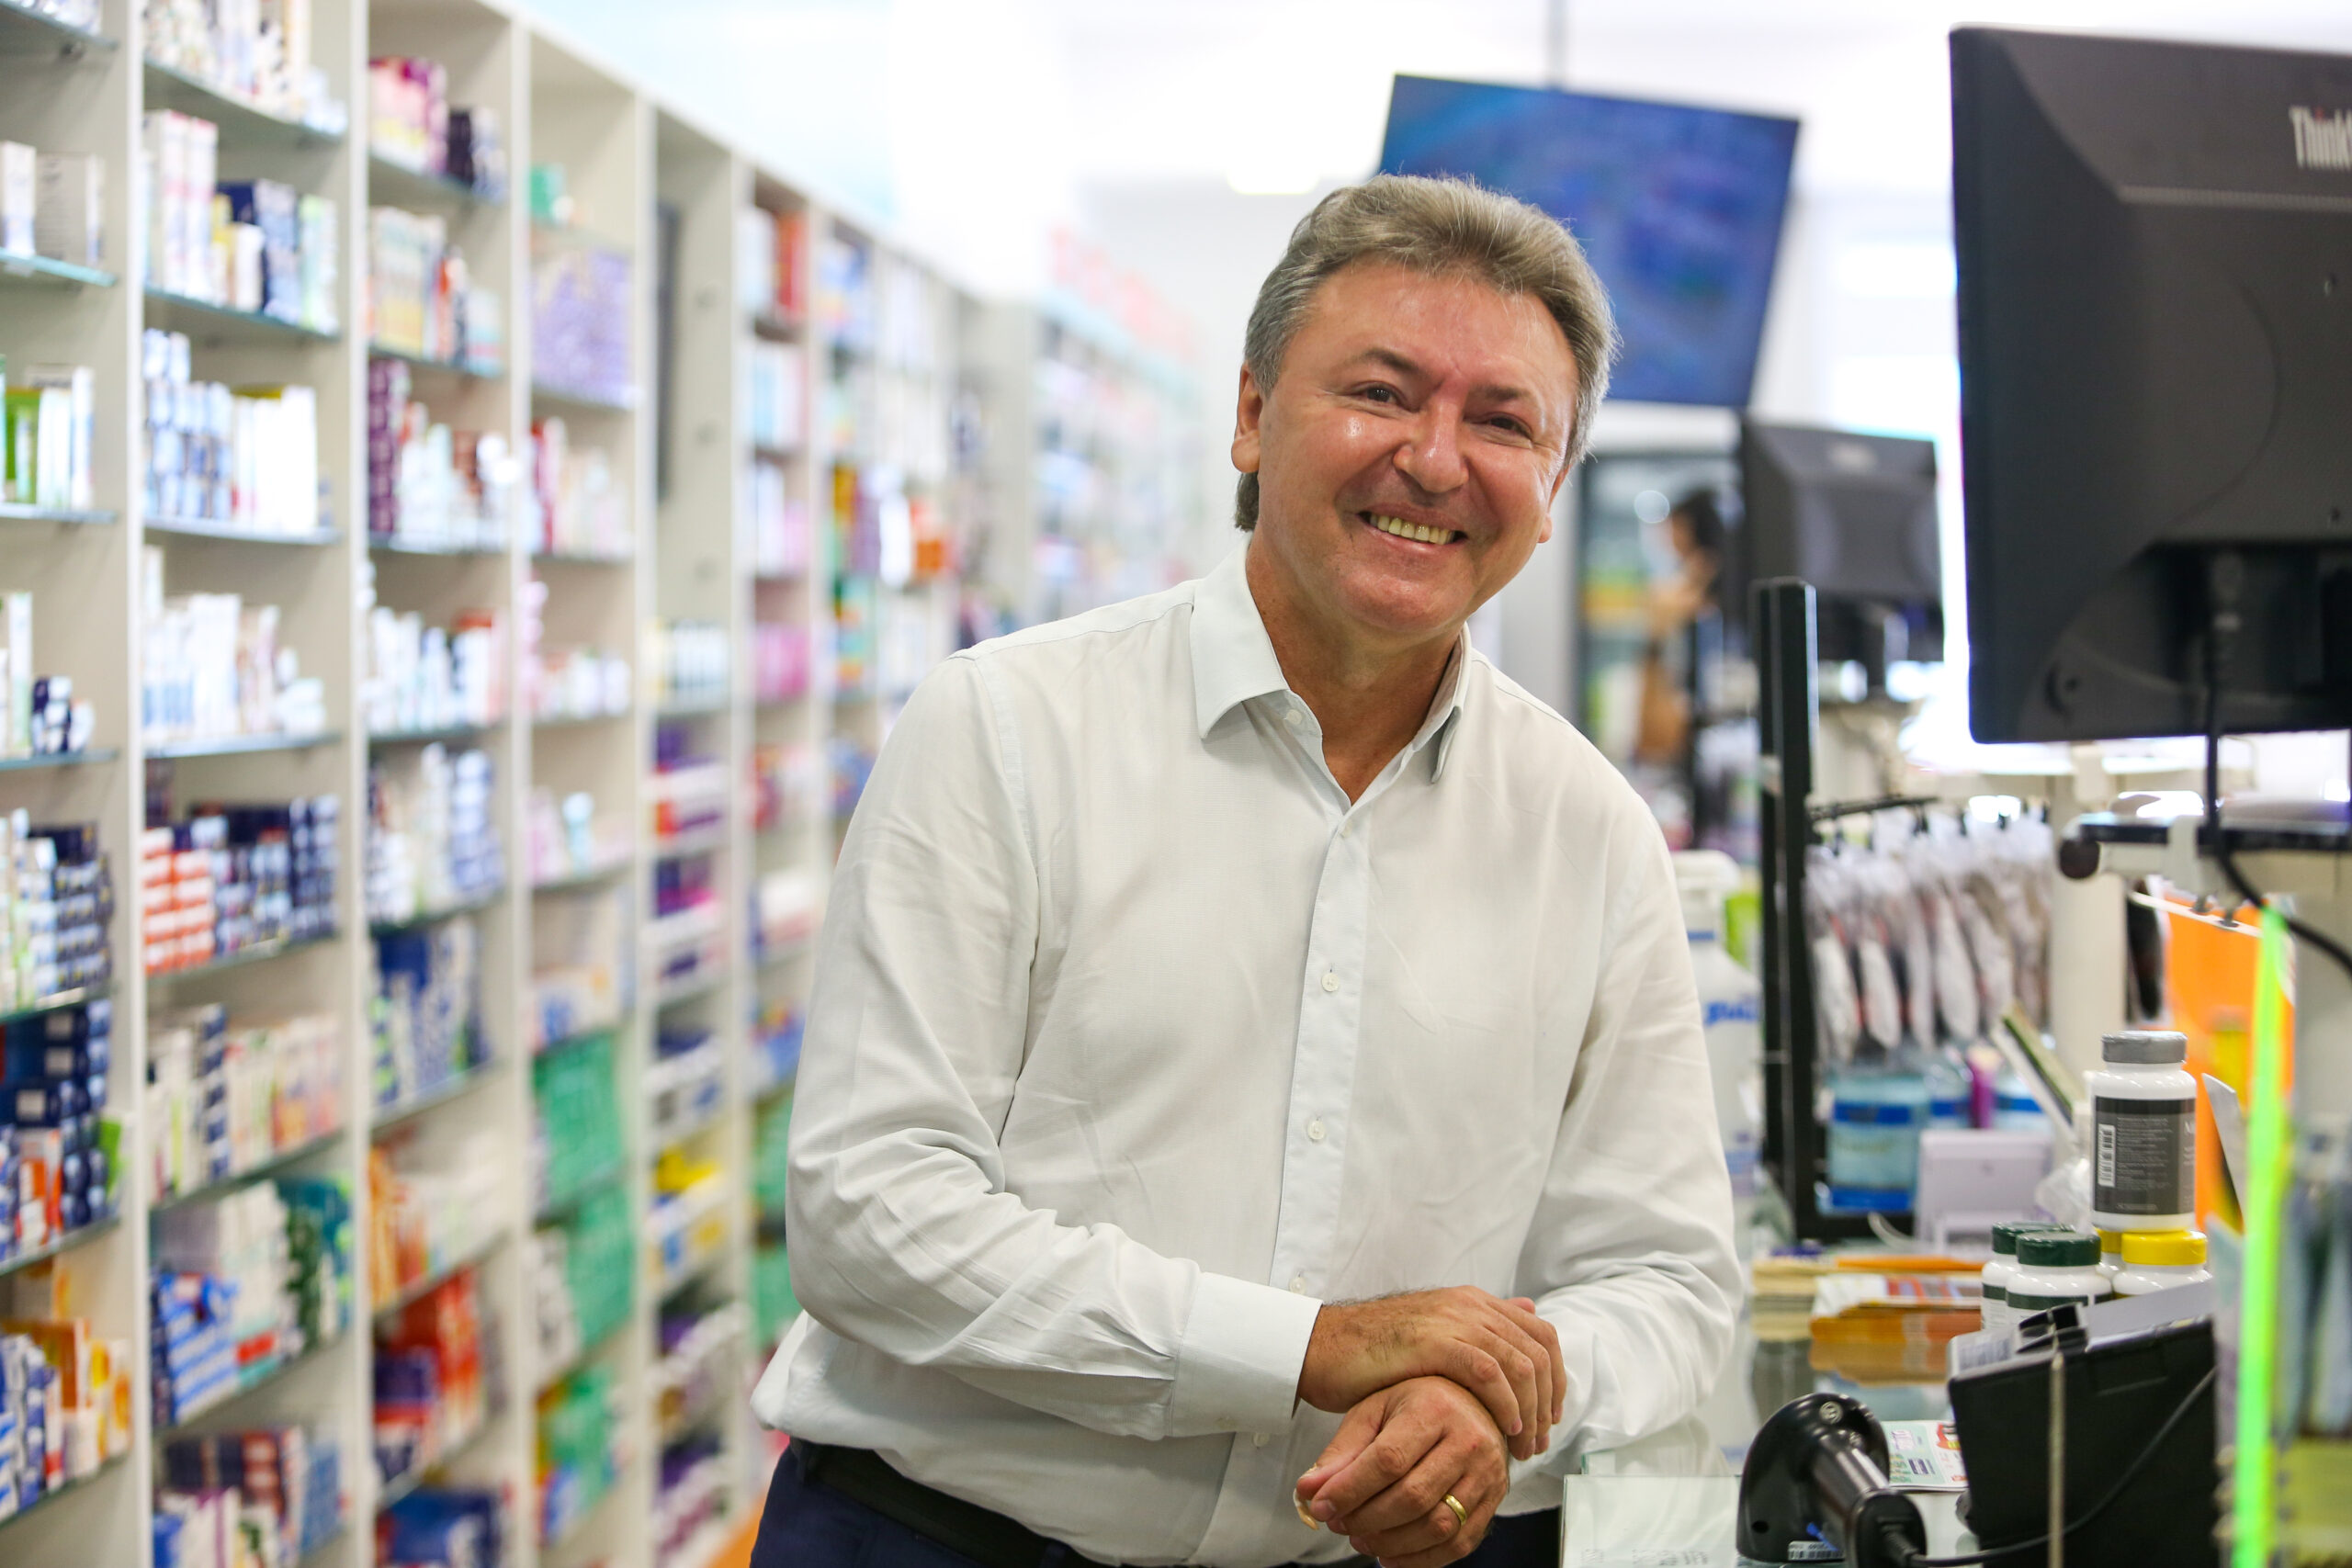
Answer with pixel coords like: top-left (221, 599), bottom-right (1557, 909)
top-left (2086, 1029), bottom-right (2197, 1234)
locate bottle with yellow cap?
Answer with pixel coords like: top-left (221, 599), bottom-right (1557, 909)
top-left (2111, 1230), bottom-right (2211, 1296)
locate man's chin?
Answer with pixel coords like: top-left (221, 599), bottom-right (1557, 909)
top-left (1334, 578), bottom-right (1472, 648)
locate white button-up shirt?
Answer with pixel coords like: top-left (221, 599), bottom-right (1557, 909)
top-left (753, 545), bottom-right (1739, 1566)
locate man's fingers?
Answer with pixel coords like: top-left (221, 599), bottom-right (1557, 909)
top-left (1340, 1456), bottom-right (1498, 1562)
top-left (1306, 1401), bottom-right (1445, 1523)
top-left (1503, 1296), bottom-right (1567, 1429)
top-left (1329, 1427), bottom-right (1483, 1536)
top-left (1297, 1396), bottom-right (1385, 1505)
top-left (1476, 1320), bottom-right (1545, 1459)
top-left (1442, 1343), bottom-right (1521, 1442)
top-left (1497, 1340), bottom-right (1538, 1459)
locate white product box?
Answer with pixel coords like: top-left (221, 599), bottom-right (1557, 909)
top-left (3, 593), bottom-right (30, 754)
top-left (32, 153), bottom-right (101, 269)
top-left (20, 366), bottom-right (94, 510)
top-left (0, 142), bottom-right (35, 257)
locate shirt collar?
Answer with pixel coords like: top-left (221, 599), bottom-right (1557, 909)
top-left (1190, 544), bottom-right (1293, 738)
top-left (1190, 542), bottom-right (1474, 781)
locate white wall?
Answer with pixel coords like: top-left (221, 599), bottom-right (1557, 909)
top-left (524, 0), bottom-right (2352, 712)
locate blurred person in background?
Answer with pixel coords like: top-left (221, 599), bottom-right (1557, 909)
top-left (1634, 489), bottom-right (1728, 768)
top-left (750, 175), bottom-right (1738, 1568)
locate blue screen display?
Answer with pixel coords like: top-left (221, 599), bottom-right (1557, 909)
top-left (1378, 75), bottom-right (1799, 409)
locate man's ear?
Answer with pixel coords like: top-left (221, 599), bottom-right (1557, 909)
top-left (1232, 364), bottom-right (1264, 477)
top-left (1538, 450), bottom-right (1573, 546)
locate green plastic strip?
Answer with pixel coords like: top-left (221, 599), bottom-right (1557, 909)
top-left (2232, 904), bottom-right (2294, 1568)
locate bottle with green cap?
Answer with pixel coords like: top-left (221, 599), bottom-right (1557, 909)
top-left (2007, 1229), bottom-right (2112, 1316)
top-left (2113, 1230), bottom-right (2211, 1296)
top-left (1980, 1221), bottom-right (2065, 1335)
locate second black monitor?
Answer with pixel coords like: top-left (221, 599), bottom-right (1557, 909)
top-left (1736, 419), bottom-right (1943, 682)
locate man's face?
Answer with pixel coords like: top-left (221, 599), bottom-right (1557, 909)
top-left (1233, 261), bottom-right (1579, 653)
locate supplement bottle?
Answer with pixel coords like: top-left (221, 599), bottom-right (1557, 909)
top-left (2095, 1228), bottom-right (2124, 1288)
top-left (1992, 1068), bottom-right (2050, 1134)
top-left (2086, 1030), bottom-right (2197, 1232)
top-left (1826, 1056), bottom-right (1929, 1212)
top-left (1981, 1220), bottom-right (2061, 1335)
top-left (1674, 852), bottom-right (1762, 1253)
top-left (1921, 1043), bottom-right (1972, 1132)
top-left (2007, 1230), bottom-right (2110, 1318)
top-left (2113, 1230), bottom-right (2212, 1296)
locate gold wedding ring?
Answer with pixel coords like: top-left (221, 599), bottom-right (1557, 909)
top-left (1442, 1493), bottom-right (1469, 1531)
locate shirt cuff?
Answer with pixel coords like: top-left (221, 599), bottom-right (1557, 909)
top-left (1163, 1270), bottom-right (1323, 1439)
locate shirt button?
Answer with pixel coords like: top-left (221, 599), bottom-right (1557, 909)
top-left (1339, 819), bottom-right (1351, 838)
top-left (1306, 1118), bottom-right (1327, 1143)
top-left (1289, 1276), bottom-right (1307, 1293)
top-left (1320, 971), bottom-right (1339, 993)
top-left (1252, 1432), bottom-right (1270, 1449)
top-left (1283, 708), bottom-right (1302, 728)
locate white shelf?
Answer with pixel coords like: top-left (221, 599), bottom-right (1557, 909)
top-left (139, 54), bottom-right (345, 145)
top-left (0, 0), bottom-right (113, 54)
top-left (145, 514), bottom-right (339, 544)
top-left (0, 251), bottom-right (114, 288)
top-left (145, 728), bottom-right (340, 759)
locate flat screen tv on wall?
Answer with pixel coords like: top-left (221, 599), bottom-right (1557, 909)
top-left (1379, 74), bottom-right (1800, 410)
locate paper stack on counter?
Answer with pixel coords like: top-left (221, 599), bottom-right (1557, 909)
top-left (1808, 1271), bottom-right (1983, 1383)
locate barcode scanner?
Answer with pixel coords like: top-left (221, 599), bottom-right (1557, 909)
top-left (1737, 1393), bottom-right (1928, 1567)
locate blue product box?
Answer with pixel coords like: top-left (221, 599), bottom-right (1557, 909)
top-left (7, 1084), bottom-right (68, 1127)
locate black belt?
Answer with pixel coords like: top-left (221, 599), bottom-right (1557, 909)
top-left (797, 1440), bottom-right (1113, 1568)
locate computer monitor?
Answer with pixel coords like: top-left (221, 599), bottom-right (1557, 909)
top-left (1377, 75), bottom-right (1799, 408)
top-left (1952, 27), bottom-right (2352, 744)
top-left (1736, 419), bottom-right (1943, 685)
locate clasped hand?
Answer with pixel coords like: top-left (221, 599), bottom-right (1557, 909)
top-left (1292, 1288), bottom-right (1566, 1563)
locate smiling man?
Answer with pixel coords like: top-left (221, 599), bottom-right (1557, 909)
top-left (750, 175), bottom-right (1739, 1568)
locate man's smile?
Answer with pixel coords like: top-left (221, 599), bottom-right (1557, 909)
top-left (1361, 512), bottom-right (1465, 547)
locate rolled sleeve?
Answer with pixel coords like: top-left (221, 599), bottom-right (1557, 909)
top-left (1164, 1272), bottom-right (1325, 1438)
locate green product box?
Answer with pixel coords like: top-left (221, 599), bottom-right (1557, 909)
top-left (3, 385), bottom-right (38, 505)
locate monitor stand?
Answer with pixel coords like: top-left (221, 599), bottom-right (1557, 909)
top-left (2065, 812), bottom-right (2352, 1120)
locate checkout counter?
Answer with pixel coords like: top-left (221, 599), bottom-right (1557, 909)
top-left (1559, 1327), bottom-right (1974, 1566)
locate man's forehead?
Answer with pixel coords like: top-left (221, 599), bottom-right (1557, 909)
top-left (1305, 270), bottom-right (1575, 400)
top-left (1317, 300), bottom-right (1571, 409)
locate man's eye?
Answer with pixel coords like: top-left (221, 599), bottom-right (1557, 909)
top-left (1358, 385), bottom-right (1400, 403)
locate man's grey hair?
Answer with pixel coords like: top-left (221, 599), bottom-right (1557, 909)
top-left (1234, 174), bottom-right (1617, 531)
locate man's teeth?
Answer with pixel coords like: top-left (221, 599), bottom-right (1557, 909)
top-left (1369, 514), bottom-right (1453, 545)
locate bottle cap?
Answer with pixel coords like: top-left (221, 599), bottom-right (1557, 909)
top-left (2017, 1230), bottom-right (2101, 1267)
top-left (2120, 1229), bottom-right (2206, 1267)
top-left (1991, 1220), bottom-right (2062, 1256)
top-left (1673, 850), bottom-right (1740, 939)
top-left (2095, 1229), bottom-right (2123, 1252)
top-left (2101, 1029), bottom-right (2188, 1065)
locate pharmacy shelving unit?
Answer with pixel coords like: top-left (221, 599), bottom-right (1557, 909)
top-left (524, 23), bottom-right (651, 1568)
top-left (358, 0), bottom-right (529, 1562)
top-left (816, 219), bottom-right (966, 833)
top-left (0, 1), bottom-right (1001, 1563)
top-left (0, 1), bottom-right (144, 1562)
top-left (644, 108), bottom-right (745, 1568)
top-left (970, 292), bottom-right (1204, 630)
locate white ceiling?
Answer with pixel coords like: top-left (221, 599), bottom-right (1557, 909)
top-left (1046, 0), bottom-right (2352, 195)
top-left (534, 0), bottom-right (2352, 292)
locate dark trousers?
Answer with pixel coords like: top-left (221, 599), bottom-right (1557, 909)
top-left (749, 1442), bottom-right (1563, 1568)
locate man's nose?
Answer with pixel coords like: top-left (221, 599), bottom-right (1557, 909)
top-left (1392, 406), bottom-right (1468, 495)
